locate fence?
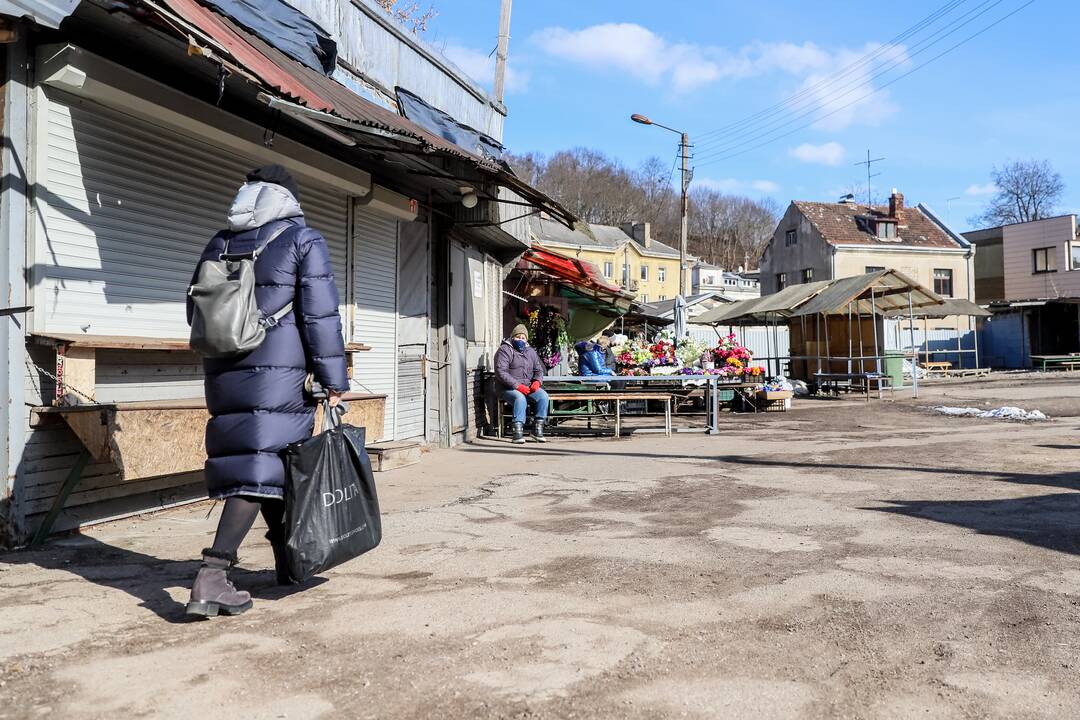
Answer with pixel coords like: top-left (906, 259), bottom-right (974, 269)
top-left (883, 319), bottom-right (979, 368)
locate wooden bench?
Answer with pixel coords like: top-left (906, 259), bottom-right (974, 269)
top-left (498, 391), bottom-right (673, 438)
top-left (923, 361), bottom-right (952, 375)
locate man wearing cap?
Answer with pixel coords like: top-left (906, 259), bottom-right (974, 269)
top-left (493, 324), bottom-right (549, 444)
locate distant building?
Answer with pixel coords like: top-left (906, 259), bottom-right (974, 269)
top-left (692, 262), bottom-right (760, 301)
top-left (964, 215), bottom-right (1080, 366)
top-left (760, 190), bottom-right (975, 300)
top-left (529, 217), bottom-right (694, 303)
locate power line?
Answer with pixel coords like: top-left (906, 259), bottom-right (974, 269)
top-left (694, 0), bottom-right (968, 145)
top-left (695, 0), bottom-right (1006, 158)
top-left (694, 0), bottom-right (1035, 167)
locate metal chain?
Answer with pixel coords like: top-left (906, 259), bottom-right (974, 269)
top-left (24, 353), bottom-right (96, 404)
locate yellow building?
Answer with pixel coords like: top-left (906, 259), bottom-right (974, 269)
top-left (529, 218), bottom-right (692, 303)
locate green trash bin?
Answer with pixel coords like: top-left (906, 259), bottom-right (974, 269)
top-left (884, 350), bottom-right (904, 388)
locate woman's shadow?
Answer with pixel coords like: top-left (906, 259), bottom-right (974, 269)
top-left (3, 535), bottom-right (324, 623)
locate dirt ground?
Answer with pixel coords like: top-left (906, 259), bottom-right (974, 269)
top-left (3, 372), bottom-right (1080, 719)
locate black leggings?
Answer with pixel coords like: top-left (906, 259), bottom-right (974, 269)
top-left (210, 496), bottom-right (286, 556)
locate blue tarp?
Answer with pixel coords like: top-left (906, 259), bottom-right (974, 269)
top-left (200, 0), bottom-right (337, 76)
top-left (395, 87), bottom-right (506, 164)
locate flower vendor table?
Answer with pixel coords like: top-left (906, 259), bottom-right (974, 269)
top-left (545, 375), bottom-right (759, 433)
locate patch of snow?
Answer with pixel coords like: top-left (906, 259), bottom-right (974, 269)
top-left (932, 406), bottom-right (1048, 421)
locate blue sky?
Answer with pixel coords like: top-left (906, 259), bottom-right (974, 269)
top-left (422, 0), bottom-right (1076, 231)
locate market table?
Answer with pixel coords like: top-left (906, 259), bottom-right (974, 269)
top-left (1031, 354), bottom-right (1080, 371)
top-left (543, 375), bottom-right (760, 433)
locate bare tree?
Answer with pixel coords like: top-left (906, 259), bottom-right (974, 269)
top-left (975, 159), bottom-right (1064, 227)
top-left (508, 148), bottom-right (779, 270)
top-left (375, 1), bottom-right (437, 34)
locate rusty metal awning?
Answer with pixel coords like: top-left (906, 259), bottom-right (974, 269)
top-left (142, 0), bottom-right (577, 228)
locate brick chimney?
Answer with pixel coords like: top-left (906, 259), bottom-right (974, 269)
top-left (620, 222), bottom-right (652, 248)
top-left (889, 189), bottom-right (904, 218)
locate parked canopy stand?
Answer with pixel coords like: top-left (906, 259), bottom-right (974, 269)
top-left (883, 298), bottom-right (991, 374)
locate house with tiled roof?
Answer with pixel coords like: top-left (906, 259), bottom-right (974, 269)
top-left (759, 190), bottom-right (975, 300)
top-left (529, 217), bottom-right (694, 303)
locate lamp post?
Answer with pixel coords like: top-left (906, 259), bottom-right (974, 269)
top-left (631, 113), bottom-right (692, 298)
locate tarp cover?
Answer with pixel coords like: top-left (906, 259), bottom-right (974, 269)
top-left (396, 87), bottom-right (506, 164)
top-left (200, 0), bottom-right (337, 75)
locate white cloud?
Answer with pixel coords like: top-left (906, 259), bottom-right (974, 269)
top-left (696, 177), bottom-right (780, 195)
top-left (531, 23), bottom-right (722, 92)
top-left (442, 43), bottom-right (529, 94)
top-left (790, 141), bottom-right (845, 166)
top-left (965, 182), bottom-right (997, 196)
top-left (532, 25), bottom-right (908, 128)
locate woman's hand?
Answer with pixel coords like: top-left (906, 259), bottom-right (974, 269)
top-left (328, 390), bottom-right (344, 407)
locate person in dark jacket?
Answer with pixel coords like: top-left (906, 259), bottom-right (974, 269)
top-left (493, 324), bottom-right (548, 444)
top-left (184, 165), bottom-right (348, 618)
top-left (596, 335), bottom-right (617, 372)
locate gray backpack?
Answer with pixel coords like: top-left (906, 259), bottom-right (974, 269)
top-left (188, 222), bottom-right (294, 358)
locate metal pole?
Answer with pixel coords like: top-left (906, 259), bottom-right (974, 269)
top-left (492, 0), bottom-right (513, 103)
top-left (870, 287), bottom-right (881, 374)
top-left (679, 132), bottom-right (690, 298)
top-left (908, 291), bottom-right (919, 398)
top-left (858, 306), bottom-right (865, 374)
top-left (847, 302), bottom-right (853, 373)
top-left (973, 316), bottom-right (981, 369)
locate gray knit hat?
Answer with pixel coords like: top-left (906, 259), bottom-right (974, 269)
top-left (510, 324), bottom-right (529, 338)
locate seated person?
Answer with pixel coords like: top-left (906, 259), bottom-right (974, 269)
top-left (596, 335), bottom-right (617, 373)
top-left (575, 340), bottom-right (615, 377)
top-left (494, 324), bottom-right (548, 444)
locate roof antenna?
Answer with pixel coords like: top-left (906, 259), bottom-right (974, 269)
top-left (854, 149), bottom-right (885, 206)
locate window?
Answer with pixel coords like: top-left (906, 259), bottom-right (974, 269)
top-left (876, 220), bottom-right (897, 239)
top-left (640, 264), bottom-right (649, 281)
top-left (622, 263), bottom-right (630, 283)
top-left (640, 294), bottom-right (649, 303)
top-left (658, 295), bottom-right (667, 301)
top-left (603, 261), bottom-right (613, 278)
top-left (865, 265), bottom-right (885, 273)
top-left (801, 268), bottom-right (814, 283)
top-left (776, 272), bottom-right (787, 290)
top-left (725, 278), bottom-right (736, 286)
top-left (785, 229), bottom-right (797, 247)
top-left (933, 268), bottom-right (953, 297)
top-left (1033, 247), bottom-right (1057, 274)
top-left (1072, 244), bottom-right (1080, 271)
top-left (658, 266), bottom-right (667, 282)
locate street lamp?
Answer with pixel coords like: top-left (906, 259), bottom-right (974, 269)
top-left (631, 113), bottom-right (692, 297)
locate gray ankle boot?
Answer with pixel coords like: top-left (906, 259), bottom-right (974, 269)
top-left (185, 549), bottom-right (253, 617)
top-left (511, 422), bottom-right (526, 444)
top-left (532, 419), bottom-right (547, 443)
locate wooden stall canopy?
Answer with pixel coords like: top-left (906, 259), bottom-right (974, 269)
top-left (882, 298), bottom-right (991, 318)
top-left (791, 270), bottom-right (944, 317)
top-left (692, 281), bottom-right (832, 325)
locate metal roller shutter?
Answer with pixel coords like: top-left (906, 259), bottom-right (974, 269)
top-left (35, 90), bottom-right (349, 338)
top-left (351, 205), bottom-right (398, 441)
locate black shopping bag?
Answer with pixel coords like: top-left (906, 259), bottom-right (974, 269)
top-left (283, 403), bottom-right (382, 582)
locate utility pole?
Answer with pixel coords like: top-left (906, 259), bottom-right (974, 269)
top-left (679, 131), bottom-right (692, 297)
top-left (492, 0), bottom-right (512, 103)
top-left (854, 149), bottom-right (885, 206)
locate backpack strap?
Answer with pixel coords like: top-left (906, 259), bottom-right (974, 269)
top-left (221, 219), bottom-right (295, 260)
top-left (259, 300), bottom-right (294, 328)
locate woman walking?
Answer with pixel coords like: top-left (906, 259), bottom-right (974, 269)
top-left (185, 165), bottom-right (348, 617)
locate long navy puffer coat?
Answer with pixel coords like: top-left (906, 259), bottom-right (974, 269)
top-left (188, 181), bottom-right (348, 500)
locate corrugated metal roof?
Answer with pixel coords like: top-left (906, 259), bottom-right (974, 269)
top-left (883, 298), bottom-right (991, 318)
top-left (792, 270), bottom-right (944, 317)
top-left (145, 0), bottom-right (577, 227)
top-left (691, 281), bottom-right (829, 324)
top-left (0, 0), bottom-right (80, 28)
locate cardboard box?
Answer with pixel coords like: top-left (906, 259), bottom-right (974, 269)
top-left (757, 390), bottom-right (793, 401)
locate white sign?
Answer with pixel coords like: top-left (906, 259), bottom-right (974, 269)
top-left (472, 270), bottom-right (484, 298)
